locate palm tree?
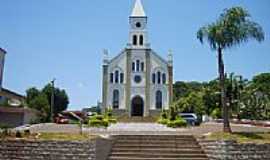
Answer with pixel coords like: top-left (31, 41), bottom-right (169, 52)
top-left (197, 7), bottom-right (264, 132)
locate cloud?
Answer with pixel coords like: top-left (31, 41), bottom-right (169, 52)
top-left (77, 82), bottom-right (85, 88)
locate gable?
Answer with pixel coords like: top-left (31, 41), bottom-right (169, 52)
top-left (150, 50), bottom-right (169, 73)
top-left (108, 49), bottom-right (127, 73)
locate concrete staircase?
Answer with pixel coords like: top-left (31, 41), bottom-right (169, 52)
top-left (108, 135), bottom-right (208, 160)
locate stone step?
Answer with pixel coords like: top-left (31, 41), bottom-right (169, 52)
top-left (115, 138), bottom-right (196, 141)
top-left (113, 143), bottom-right (201, 148)
top-left (112, 148), bottom-right (205, 154)
top-left (108, 157), bottom-right (209, 160)
top-left (110, 152), bottom-right (208, 158)
top-left (115, 139), bottom-right (198, 144)
top-left (108, 135), bottom-right (208, 160)
top-left (113, 135), bottom-right (194, 139)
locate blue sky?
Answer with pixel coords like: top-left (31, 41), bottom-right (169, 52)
top-left (0, 0), bottom-right (269, 110)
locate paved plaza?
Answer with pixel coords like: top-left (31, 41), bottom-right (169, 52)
top-left (28, 122), bottom-right (270, 135)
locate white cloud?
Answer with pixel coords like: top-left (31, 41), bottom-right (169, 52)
top-left (77, 82), bottom-right (85, 88)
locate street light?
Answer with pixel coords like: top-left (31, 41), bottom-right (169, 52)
top-left (51, 78), bottom-right (56, 123)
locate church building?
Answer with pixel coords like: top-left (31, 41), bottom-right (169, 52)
top-left (101, 0), bottom-right (173, 117)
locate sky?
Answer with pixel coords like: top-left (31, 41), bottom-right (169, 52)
top-left (0, 0), bottom-right (269, 110)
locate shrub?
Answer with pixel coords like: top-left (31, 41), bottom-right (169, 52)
top-left (94, 115), bottom-right (104, 121)
top-left (108, 118), bottom-right (117, 124)
top-left (15, 131), bottom-right (22, 138)
top-left (89, 119), bottom-right (109, 128)
top-left (158, 107), bottom-right (187, 128)
top-left (167, 118), bottom-right (187, 128)
top-left (0, 124), bottom-right (12, 138)
top-left (105, 108), bottom-right (113, 118)
top-left (24, 129), bottom-right (31, 136)
top-left (211, 108), bottom-right (221, 119)
top-left (88, 113), bottom-right (116, 128)
top-left (158, 118), bottom-right (169, 125)
top-left (169, 106), bottom-right (178, 121)
top-left (161, 109), bottom-right (168, 119)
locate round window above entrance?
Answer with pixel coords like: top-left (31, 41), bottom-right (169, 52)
top-left (134, 75), bottom-right (142, 83)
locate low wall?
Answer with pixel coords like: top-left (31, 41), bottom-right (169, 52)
top-left (0, 140), bottom-right (96, 160)
top-left (0, 107), bottom-right (39, 127)
top-left (199, 140), bottom-right (270, 160)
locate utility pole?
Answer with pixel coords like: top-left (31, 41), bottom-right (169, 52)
top-left (51, 78), bottom-right (56, 123)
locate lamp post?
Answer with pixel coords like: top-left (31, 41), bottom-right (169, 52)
top-left (51, 78), bottom-right (56, 123)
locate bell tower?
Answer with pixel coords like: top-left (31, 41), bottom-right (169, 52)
top-left (128, 0), bottom-right (149, 49)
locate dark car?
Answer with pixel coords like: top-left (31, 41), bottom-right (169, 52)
top-left (179, 113), bottom-right (201, 126)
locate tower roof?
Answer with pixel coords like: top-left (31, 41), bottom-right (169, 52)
top-left (0, 48), bottom-right (7, 54)
top-left (130, 0), bottom-right (146, 17)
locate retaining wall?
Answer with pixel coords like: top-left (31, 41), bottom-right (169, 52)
top-left (199, 140), bottom-right (270, 160)
top-left (0, 140), bottom-right (96, 160)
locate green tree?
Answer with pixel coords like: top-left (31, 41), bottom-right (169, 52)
top-left (26, 87), bottom-right (40, 105)
top-left (26, 83), bottom-right (69, 122)
top-left (173, 81), bottom-right (203, 101)
top-left (251, 73), bottom-right (270, 96)
top-left (28, 93), bottom-right (50, 122)
top-left (175, 92), bottom-right (205, 116)
top-left (202, 87), bottom-right (220, 116)
top-left (42, 83), bottom-right (69, 115)
top-left (197, 7), bottom-right (264, 132)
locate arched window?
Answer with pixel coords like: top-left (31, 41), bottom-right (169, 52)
top-left (113, 90), bottom-right (119, 109)
top-left (157, 71), bottom-right (161, 84)
top-left (115, 70), bottom-right (119, 83)
top-left (132, 62), bottom-right (135, 71)
top-left (141, 62), bottom-right (144, 71)
top-left (120, 73), bottom-right (124, 83)
top-left (133, 35), bottom-right (137, 45)
top-left (136, 60), bottom-right (140, 72)
top-left (162, 73), bottom-right (166, 84)
top-left (156, 90), bottom-right (162, 109)
top-left (139, 35), bottom-right (143, 45)
top-left (110, 73), bottom-right (114, 83)
top-left (152, 73), bottom-right (156, 84)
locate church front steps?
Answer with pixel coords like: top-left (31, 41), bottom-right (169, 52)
top-left (107, 135), bottom-right (208, 160)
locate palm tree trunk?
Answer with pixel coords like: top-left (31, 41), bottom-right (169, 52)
top-left (218, 47), bottom-right (232, 133)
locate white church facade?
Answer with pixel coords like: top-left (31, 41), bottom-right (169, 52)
top-left (101, 0), bottom-right (173, 117)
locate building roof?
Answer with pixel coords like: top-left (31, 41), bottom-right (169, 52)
top-left (0, 88), bottom-right (25, 100)
top-left (131, 0), bottom-right (146, 17)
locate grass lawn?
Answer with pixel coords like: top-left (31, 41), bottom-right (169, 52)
top-left (205, 132), bottom-right (270, 143)
top-left (38, 133), bottom-right (97, 141)
top-left (1, 131), bottom-right (97, 141)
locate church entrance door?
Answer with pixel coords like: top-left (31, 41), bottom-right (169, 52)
top-left (131, 96), bottom-right (144, 116)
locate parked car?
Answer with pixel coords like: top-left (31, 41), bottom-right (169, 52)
top-left (86, 112), bottom-right (96, 117)
top-left (179, 113), bottom-right (201, 126)
top-left (55, 114), bottom-right (69, 124)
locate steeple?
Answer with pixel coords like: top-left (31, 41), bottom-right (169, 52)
top-left (131, 0), bottom-right (146, 17)
top-left (128, 0), bottom-right (149, 48)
